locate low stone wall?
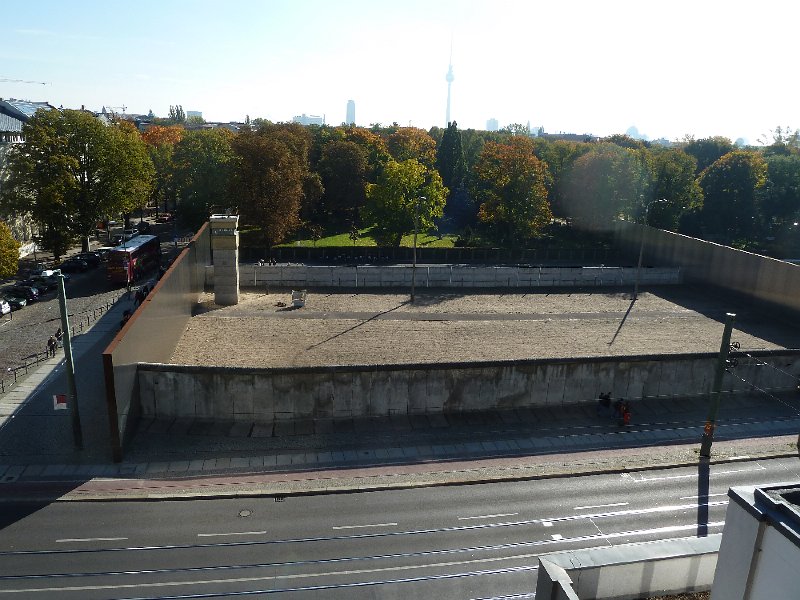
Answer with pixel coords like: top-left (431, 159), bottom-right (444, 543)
top-left (137, 350), bottom-right (800, 422)
top-left (229, 264), bottom-right (681, 289)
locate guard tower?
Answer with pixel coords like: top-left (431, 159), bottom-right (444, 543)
top-left (209, 214), bottom-right (240, 305)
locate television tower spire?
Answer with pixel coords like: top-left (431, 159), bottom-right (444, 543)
top-left (445, 43), bottom-right (454, 126)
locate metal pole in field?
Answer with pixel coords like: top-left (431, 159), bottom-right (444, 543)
top-left (57, 272), bottom-right (83, 450)
top-left (699, 312), bottom-right (736, 458)
top-left (411, 196), bottom-right (424, 303)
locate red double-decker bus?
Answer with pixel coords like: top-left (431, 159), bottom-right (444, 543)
top-left (106, 235), bottom-right (161, 285)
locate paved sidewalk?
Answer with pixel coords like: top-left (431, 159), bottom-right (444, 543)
top-left (1, 294), bottom-right (800, 501)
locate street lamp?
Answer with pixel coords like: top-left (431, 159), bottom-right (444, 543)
top-left (410, 196), bottom-right (426, 303)
top-left (633, 198), bottom-right (667, 300)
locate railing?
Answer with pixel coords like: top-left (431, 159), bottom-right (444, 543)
top-left (0, 300), bottom-right (119, 396)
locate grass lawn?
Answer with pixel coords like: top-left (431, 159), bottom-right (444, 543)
top-left (276, 227), bottom-right (458, 249)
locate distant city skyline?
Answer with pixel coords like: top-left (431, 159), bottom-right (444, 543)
top-left (2, 0), bottom-right (798, 144)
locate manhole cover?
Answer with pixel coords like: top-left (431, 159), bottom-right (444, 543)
top-left (239, 509), bottom-right (252, 518)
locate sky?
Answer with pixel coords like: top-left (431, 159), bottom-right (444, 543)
top-left (2, 0), bottom-right (798, 144)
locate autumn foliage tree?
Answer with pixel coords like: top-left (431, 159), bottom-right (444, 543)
top-left (0, 220), bottom-right (19, 279)
top-left (231, 123), bottom-right (318, 247)
top-left (472, 136), bottom-right (552, 246)
top-left (386, 127), bottom-right (437, 168)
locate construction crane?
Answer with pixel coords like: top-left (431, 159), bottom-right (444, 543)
top-left (104, 105), bottom-right (128, 114)
top-left (0, 77), bottom-right (49, 85)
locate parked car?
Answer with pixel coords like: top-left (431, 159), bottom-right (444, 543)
top-left (6, 285), bottom-right (40, 303)
top-left (155, 213), bottom-right (174, 223)
top-left (0, 294), bottom-right (25, 311)
top-left (94, 246), bottom-right (115, 262)
top-left (58, 257), bottom-right (89, 273)
top-left (75, 252), bottom-right (101, 269)
top-left (0, 298), bottom-right (10, 315)
top-left (22, 276), bottom-right (57, 292)
top-left (134, 220), bottom-right (152, 234)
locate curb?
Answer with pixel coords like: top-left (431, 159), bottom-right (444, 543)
top-left (5, 435), bottom-right (797, 503)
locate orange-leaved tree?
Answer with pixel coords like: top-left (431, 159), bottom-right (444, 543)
top-left (472, 136), bottom-right (552, 247)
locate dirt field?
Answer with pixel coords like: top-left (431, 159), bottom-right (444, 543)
top-left (169, 288), bottom-right (797, 368)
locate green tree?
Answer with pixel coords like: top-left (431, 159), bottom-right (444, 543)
top-left (645, 147), bottom-right (702, 230)
top-left (0, 220), bottom-right (19, 279)
top-left (362, 159), bottom-right (447, 246)
top-left (698, 150), bottom-right (768, 242)
top-left (560, 143), bottom-right (650, 229)
top-left (167, 105), bottom-right (186, 124)
top-left (0, 109), bottom-right (153, 257)
top-left (173, 128), bottom-right (235, 230)
top-left (683, 136), bottom-right (735, 175)
top-left (317, 140), bottom-right (368, 226)
top-left (142, 125), bottom-right (184, 213)
top-left (761, 153), bottom-right (800, 229)
top-left (435, 121), bottom-right (466, 191)
top-left (472, 136), bottom-right (552, 246)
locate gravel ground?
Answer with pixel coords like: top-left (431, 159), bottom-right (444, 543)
top-left (170, 287), bottom-right (798, 368)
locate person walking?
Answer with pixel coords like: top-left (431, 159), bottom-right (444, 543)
top-left (47, 336), bottom-right (57, 358)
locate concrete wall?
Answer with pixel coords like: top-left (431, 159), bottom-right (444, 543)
top-left (232, 264), bottom-right (681, 289)
top-left (712, 483), bottom-right (800, 600)
top-left (137, 351), bottom-right (800, 422)
top-left (102, 224), bottom-right (210, 461)
top-left (616, 222), bottom-right (800, 316)
top-left (536, 535), bottom-right (720, 600)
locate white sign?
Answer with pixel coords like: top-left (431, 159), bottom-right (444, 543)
top-left (53, 394), bottom-right (67, 410)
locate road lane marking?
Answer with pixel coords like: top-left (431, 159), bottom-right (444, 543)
top-left (55, 538), bottom-right (127, 543)
top-left (197, 531), bottom-right (267, 538)
top-left (551, 534), bottom-right (563, 540)
top-left (458, 513), bottom-right (518, 521)
top-left (542, 521), bottom-right (553, 527)
top-left (574, 502), bottom-right (628, 510)
top-left (5, 522), bottom-right (726, 595)
top-left (626, 465), bottom-right (764, 483)
top-left (679, 493), bottom-right (727, 501)
top-left (332, 523), bottom-right (398, 530)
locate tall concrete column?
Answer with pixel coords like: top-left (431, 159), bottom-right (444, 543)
top-left (210, 214), bottom-right (239, 305)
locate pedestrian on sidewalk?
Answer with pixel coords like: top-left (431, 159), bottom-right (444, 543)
top-left (54, 328), bottom-right (63, 348)
top-left (46, 336), bottom-right (57, 357)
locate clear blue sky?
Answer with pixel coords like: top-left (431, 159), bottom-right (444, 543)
top-left (2, 0), bottom-right (797, 144)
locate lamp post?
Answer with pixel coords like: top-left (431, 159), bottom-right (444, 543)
top-left (56, 271), bottom-right (82, 450)
top-left (410, 196), bottom-right (425, 303)
top-left (633, 198), bottom-right (667, 301)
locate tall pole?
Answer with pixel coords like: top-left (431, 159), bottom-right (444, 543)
top-left (411, 197), bottom-right (421, 303)
top-left (699, 312), bottom-right (736, 458)
top-left (57, 272), bottom-right (83, 450)
top-left (633, 225), bottom-right (646, 300)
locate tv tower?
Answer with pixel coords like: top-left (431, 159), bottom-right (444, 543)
top-left (445, 46), bottom-right (454, 126)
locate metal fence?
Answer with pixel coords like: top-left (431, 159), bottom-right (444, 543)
top-left (0, 299), bottom-right (119, 395)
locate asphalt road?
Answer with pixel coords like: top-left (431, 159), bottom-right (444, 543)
top-left (2, 456), bottom-right (798, 599)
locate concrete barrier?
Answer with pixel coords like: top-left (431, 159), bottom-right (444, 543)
top-left (137, 350), bottom-right (800, 422)
top-left (535, 535), bottom-right (720, 600)
top-left (616, 222), bottom-right (800, 317)
top-left (236, 264), bottom-right (682, 290)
